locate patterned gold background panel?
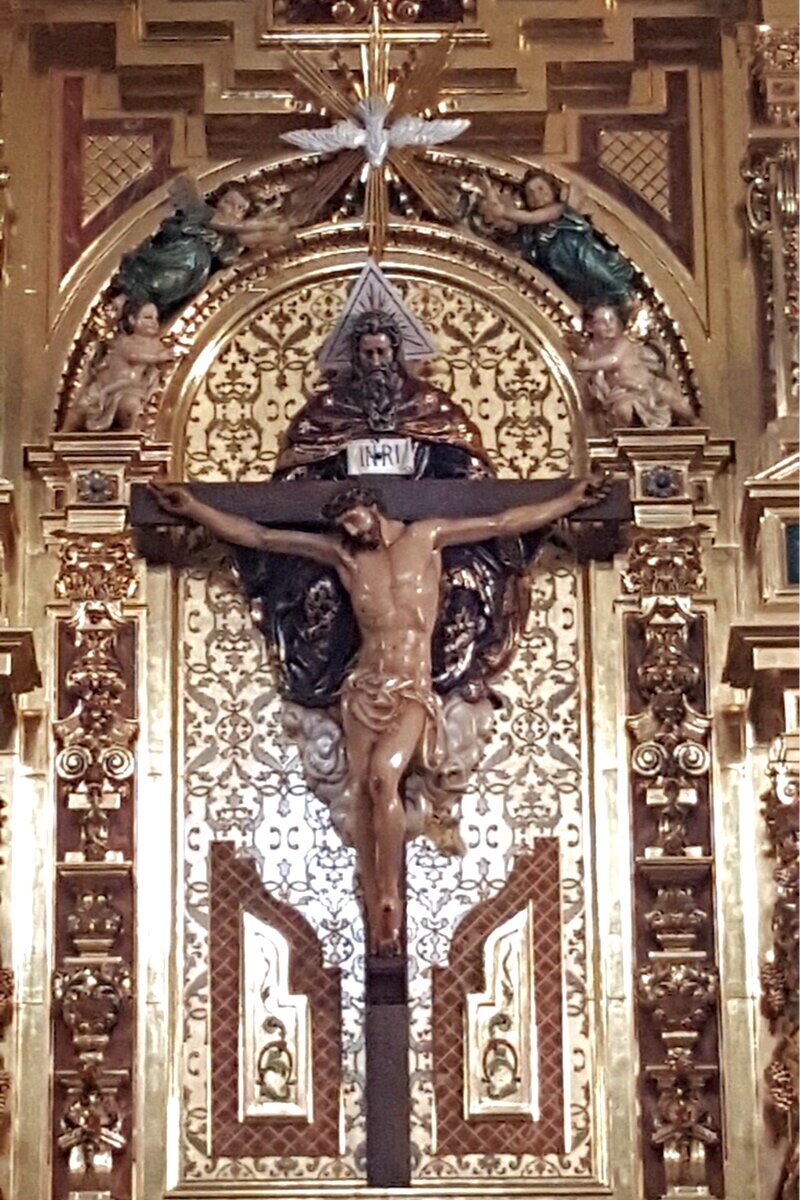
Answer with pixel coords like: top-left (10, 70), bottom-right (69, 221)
top-left (181, 275), bottom-right (575, 482)
top-left (177, 271), bottom-right (597, 1188)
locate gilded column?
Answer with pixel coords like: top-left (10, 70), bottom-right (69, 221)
top-left (592, 428), bottom-right (733, 1200)
top-left (27, 435), bottom-right (168, 1200)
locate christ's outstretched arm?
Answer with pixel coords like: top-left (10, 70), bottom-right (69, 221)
top-left (427, 477), bottom-right (600, 550)
top-left (149, 481), bottom-right (346, 570)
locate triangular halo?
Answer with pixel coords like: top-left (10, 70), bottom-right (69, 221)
top-left (317, 259), bottom-right (438, 371)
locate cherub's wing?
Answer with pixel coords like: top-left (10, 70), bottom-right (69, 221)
top-left (167, 173), bottom-right (212, 219)
top-left (280, 121), bottom-right (365, 156)
top-left (388, 115), bottom-right (470, 149)
top-left (564, 180), bottom-right (588, 212)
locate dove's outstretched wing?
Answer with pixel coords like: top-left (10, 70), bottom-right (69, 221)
top-left (280, 121), bottom-right (365, 156)
top-left (388, 115), bottom-right (470, 150)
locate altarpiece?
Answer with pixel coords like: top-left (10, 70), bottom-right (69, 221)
top-left (0, 6), bottom-right (797, 1200)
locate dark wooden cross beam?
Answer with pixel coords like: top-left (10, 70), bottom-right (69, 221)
top-left (131, 475), bottom-right (630, 530)
top-left (130, 474), bottom-right (629, 1187)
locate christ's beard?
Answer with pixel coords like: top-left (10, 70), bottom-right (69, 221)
top-left (354, 365), bottom-right (402, 432)
top-left (339, 526), bottom-right (381, 553)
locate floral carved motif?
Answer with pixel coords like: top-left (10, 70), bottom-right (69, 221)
top-left (52, 962), bottom-right (132, 1066)
top-left (49, 535), bottom-right (138, 1196)
top-left (650, 1060), bottom-right (718, 1192)
top-left (753, 27), bottom-right (800, 128)
top-left (742, 140), bottom-right (799, 418)
top-left (645, 885), bottom-right (707, 952)
top-left (55, 535), bottom-right (137, 602)
top-left (623, 529), bottom-right (705, 596)
top-left (625, 522), bottom-right (720, 1197)
top-left (76, 470), bottom-right (119, 504)
top-left (627, 596), bottom-right (710, 858)
top-left (54, 602), bottom-right (137, 864)
top-left (638, 961), bottom-right (717, 1039)
top-left (57, 1066), bottom-right (127, 1177)
top-left (67, 889), bottom-right (123, 957)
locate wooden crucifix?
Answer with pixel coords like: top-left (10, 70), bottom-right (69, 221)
top-left (131, 472), bottom-right (628, 1187)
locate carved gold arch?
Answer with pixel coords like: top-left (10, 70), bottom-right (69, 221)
top-left (156, 235), bottom-right (588, 471)
top-left (49, 147), bottom-right (705, 441)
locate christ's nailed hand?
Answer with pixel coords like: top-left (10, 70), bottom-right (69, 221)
top-left (149, 479), bottom-right (196, 518)
top-left (577, 469), bottom-right (612, 508)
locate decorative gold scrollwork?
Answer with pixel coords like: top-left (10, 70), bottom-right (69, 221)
top-left (55, 535), bottom-right (137, 602)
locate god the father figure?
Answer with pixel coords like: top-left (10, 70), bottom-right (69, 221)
top-left (151, 476), bottom-right (599, 954)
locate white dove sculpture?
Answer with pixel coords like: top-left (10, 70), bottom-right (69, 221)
top-left (281, 96), bottom-right (470, 168)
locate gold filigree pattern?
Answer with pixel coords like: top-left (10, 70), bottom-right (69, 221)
top-left (598, 130), bottom-right (672, 220)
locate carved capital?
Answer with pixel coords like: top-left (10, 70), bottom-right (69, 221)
top-left (587, 429), bottom-right (733, 532)
top-left (25, 432), bottom-right (171, 538)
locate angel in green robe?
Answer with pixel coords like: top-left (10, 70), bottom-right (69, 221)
top-left (111, 178), bottom-right (291, 318)
top-left (479, 170), bottom-right (634, 307)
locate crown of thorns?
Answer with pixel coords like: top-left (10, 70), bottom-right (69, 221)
top-left (321, 485), bottom-right (387, 522)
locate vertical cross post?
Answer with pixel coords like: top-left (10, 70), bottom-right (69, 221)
top-left (365, 952), bottom-right (410, 1186)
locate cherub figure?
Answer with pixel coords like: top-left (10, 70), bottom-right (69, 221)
top-left (477, 169), bottom-right (634, 307)
top-left (572, 302), bottom-right (696, 431)
top-left (62, 300), bottom-right (176, 433)
top-left (207, 185), bottom-right (291, 251)
top-left (110, 176), bottom-right (292, 317)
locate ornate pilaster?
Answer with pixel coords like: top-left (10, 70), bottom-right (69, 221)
top-left (592, 429), bottom-right (733, 1200)
top-left (742, 26), bottom-right (799, 432)
top-left (0, 480), bottom-right (39, 1200)
top-left (26, 433), bottom-right (168, 1200)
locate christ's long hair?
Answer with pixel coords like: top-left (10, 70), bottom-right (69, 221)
top-left (322, 485), bottom-right (386, 551)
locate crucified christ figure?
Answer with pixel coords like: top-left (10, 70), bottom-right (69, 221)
top-left (151, 475), bottom-right (602, 955)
